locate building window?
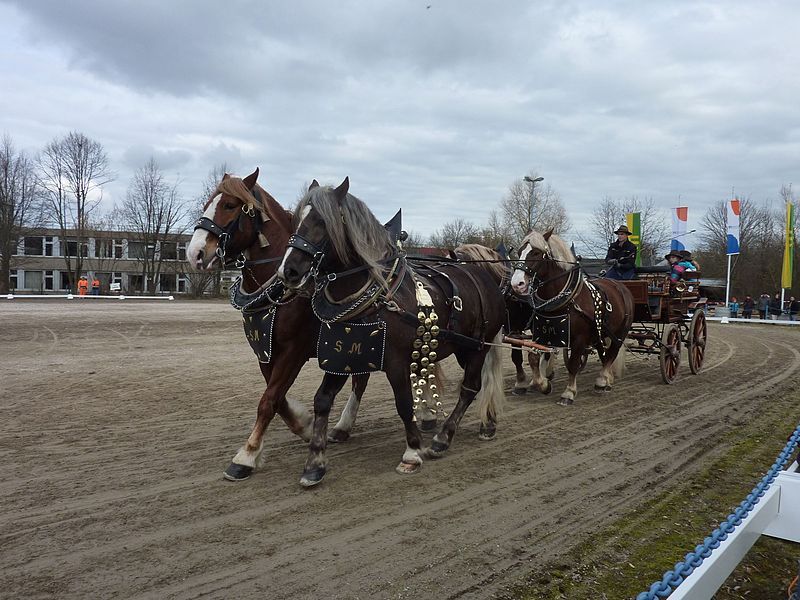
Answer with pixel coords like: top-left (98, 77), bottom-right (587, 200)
top-left (127, 241), bottom-right (154, 260)
top-left (177, 242), bottom-right (187, 261)
top-left (160, 241), bottom-right (177, 260)
top-left (159, 273), bottom-right (176, 292)
top-left (95, 239), bottom-right (114, 258)
top-left (24, 270), bottom-right (43, 290)
top-left (44, 236), bottom-right (55, 256)
top-left (64, 239), bottom-right (88, 257)
top-left (112, 272), bottom-right (123, 285)
top-left (114, 239), bottom-right (124, 258)
top-left (24, 237), bottom-right (44, 256)
top-left (10, 269), bottom-right (17, 289)
top-left (44, 270), bottom-right (54, 291)
top-left (177, 274), bottom-right (187, 293)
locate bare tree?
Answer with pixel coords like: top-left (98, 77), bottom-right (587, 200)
top-left (429, 218), bottom-right (481, 249)
top-left (39, 131), bottom-right (113, 289)
top-left (0, 134), bottom-right (41, 293)
top-left (120, 158), bottom-right (186, 293)
top-left (497, 174), bottom-right (570, 243)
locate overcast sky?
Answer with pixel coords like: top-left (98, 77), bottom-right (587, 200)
top-left (2, 1), bottom-right (799, 244)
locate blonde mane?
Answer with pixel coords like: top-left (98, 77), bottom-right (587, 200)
top-left (519, 230), bottom-right (575, 265)
top-left (454, 244), bottom-right (509, 284)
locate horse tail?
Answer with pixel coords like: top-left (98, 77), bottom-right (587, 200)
top-left (611, 346), bottom-right (626, 381)
top-left (477, 331), bottom-right (505, 425)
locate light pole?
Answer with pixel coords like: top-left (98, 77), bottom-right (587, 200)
top-left (523, 176), bottom-right (544, 231)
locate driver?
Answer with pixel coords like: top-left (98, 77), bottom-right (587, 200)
top-left (604, 225), bottom-right (637, 280)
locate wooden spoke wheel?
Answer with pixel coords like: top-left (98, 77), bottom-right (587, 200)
top-left (659, 323), bottom-right (682, 384)
top-left (687, 309), bottom-right (707, 374)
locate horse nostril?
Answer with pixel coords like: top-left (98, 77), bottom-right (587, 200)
top-left (197, 249), bottom-right (205, 262)
top-left (284, 266), bottom-right (298, 281)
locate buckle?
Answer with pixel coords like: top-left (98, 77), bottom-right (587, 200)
top-left (452, 296), bottom-right (463, 311)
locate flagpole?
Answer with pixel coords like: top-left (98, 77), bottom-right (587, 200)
top-left (725, 254), bottom-right (732, 306)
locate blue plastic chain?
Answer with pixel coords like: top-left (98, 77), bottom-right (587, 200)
top-left (636, 423), bottom-right (800, 600)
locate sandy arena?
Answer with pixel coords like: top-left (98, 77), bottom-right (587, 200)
top-left (1, 300), bottom-right (799, 599)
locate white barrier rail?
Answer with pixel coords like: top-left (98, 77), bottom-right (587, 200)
top-left (706, 316), bottom-right (799, 326)
top-left (5, 294), bottom-right (174, 301)
top-left (661, 460), bottom-right (800, 600)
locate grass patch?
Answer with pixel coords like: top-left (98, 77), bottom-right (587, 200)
top-left (511, 392), bottom-right (800, 600)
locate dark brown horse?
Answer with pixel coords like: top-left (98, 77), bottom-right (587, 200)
top-left (277, 178), bottom-right (507, 486)
top-left (509, 229), bottom-right (634, 405)
top-left (186, 169), bottom-right (370, 481)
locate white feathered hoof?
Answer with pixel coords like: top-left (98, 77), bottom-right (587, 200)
top-left (327, 428), bottom-right (350, 443)
top-left (396, 459), bottom-right (422, 474)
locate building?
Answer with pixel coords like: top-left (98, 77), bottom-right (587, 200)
top-left (9, 227), bottom-right (196, 294)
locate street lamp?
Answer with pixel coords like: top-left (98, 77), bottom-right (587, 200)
top-left (523, 176), bottom-right (544, 184)
top-left (523, 176), bottom-right (544, 231)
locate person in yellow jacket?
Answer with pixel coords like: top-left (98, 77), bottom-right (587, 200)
top-left (77, 276), bottom-right (89, 296)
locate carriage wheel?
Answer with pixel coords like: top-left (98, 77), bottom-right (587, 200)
top-left (659, 323), bottom-right (682, 384)
top-left (688, 309), bottom-right (707, 374)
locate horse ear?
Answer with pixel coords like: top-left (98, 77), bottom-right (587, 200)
top-left (543, 228), bottom-right (554, 241)
top-left (243, 167), bottom-right (259, 190)
top-left (309, 179), bottom-right (320, 191)
top-left (222, 173), bottom-right (230, 181)
top-left (334, 176), bottom-right (349, 203)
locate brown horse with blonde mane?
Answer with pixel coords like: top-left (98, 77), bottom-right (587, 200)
top-left (510, 229), bottom-right (634, 405)
top-left (186, 169), bottom-right (370, 481)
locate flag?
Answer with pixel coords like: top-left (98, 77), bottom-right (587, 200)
top-left (782, 202), bottom-right (795, 288)
top-left (726, 199), bottom-right (740, 255)
top-left (626, 212), bottom-right (642, 267)
top-left (671, 207), bottom-right (688, 251)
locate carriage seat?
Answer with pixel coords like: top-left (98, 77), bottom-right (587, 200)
top-left (634, 265), bottom-right (671, 274)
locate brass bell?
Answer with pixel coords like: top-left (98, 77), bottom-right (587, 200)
top-left (427, 373), bottom-right (436, 380)
top-left (420, 368), bottom-right (428, 377)
top-left (430, 312), bottom-right (439, 323)
top-left (429, 384), bottom-right (437, 391)
top-left (411, 351), bottom-right (420, 360)
top-left (432, 393), bottom-right (440, 401)
top-left (428, 351), bottom-right (437, 362)
top-left (430, 339), bottom-right (439, 350)
top-left (417, 378), bottom-right (427, 387)
top-left (435, 400), bottom-right (442, 407)
top-left (420, 357), bottom-right (429, 367)
top-left (416, 326), bottom-right (425, 336)
top-left (415, 388), bottom-right (424, 396)
top-left (421, 344), bottom-right (430, 354)
top-left (413, 339), bottom-right (423, 349)
top-left (418, 311), bottom-right (426, 322)
top-left (410, 362), bottom-right (418, 372)
top-left (410, 373), bottom-right (418, 381)
top-left (422, 333), bottom-right (431, 342)
top-left (430, 325), bottom-right (440, 336)
top-left (424, 318), bottom-right (432, 327)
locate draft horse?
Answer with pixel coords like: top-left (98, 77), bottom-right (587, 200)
top-left (510, 229), bottom-right (634, 405)
top-left (278, 178), bottom-right (507, 486)
top-left (187, 169), bottom-right (370, 481)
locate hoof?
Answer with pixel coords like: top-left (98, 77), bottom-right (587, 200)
top-left (420, 419), bottom-right (438, 432)
top-left (223, 463), bottom-right (253, 481)
top-left (557, 397), bottom-right (574, 406)
top-left (541, 382), bottom-right (553, 395)
top-left (299, 466), bottom-right (326, 488)
top-left (478, 422), bottom-right (496, 441)
top-left (427, 440), bottom-right (449, 459)
top-left (396, 460), bottom-right (422, 475)
top-left (327, 429), bottom-right (350, 443)
top-left (593, 384), bottom-right (612, 394)
top-left (512, 387), bottom-right (528, 396)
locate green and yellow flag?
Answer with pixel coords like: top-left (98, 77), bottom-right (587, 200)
top-left (782, 202), bottom-right (795, 289)
top-left (626, 212), bottom-right (642, 267)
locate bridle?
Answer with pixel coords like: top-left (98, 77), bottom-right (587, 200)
top-left (513, 242), bottom-right (583, 313)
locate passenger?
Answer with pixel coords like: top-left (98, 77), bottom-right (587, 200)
top-left (664, 251), bottom-right (685, 281)
top-left (604, 225), bottom-right (637, 280)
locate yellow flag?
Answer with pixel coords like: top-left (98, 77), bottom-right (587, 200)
top-left (782, 202), bottom-right (795, 288)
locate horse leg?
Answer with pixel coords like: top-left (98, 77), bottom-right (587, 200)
top-left (511, 348), bottom-right (528, 395)
top-left (416, 362), bottom-right (444, 432)
top-left (225, 360), bottom-right (306, 481)
top-left (328, 374), bottom-right (370, 443)
top-left (429, 351), bottom-right (486, 457)
top-left (595, 343), bottom-right (624, 392)
top-left (527, 351), bottom-right (552, 395)
top-left (558, 349), bottom-right (582, 406)
top-left (386, 369), bottom-right (425, 475)
top-left (300, 373), bottom-right (349, 487)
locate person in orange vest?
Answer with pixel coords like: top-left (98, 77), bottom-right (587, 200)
top-left (91, 276), bottom-right (101, 295)
top-left (77, 276), bottom-right (89, 296)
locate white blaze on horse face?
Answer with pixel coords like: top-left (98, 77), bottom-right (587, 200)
top-left (511, 246), bottom-right (531, 294)
top-left (187, 194), bottom-right (222, 270)
top-left (278, 203), bottom-right (313, 281)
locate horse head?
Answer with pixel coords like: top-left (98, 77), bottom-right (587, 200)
top-left (187, 168), bottom-right (291, 270)
top-left (510, 228), bottom-right (568, 296)
top-left (278, 177), bottom-right (395, 291)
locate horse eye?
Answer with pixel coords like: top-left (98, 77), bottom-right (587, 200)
top-left (223, 202), bottom-right (237, 210)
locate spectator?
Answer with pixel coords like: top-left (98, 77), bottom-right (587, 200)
top-left (742, 295), bottom-right (755, 319)
top-left (91, 277), bottom-right (101, 296)
top-left (770, 294), bottom-right (783, 320)
top-left (790, 296), bottom-right (799, 322)
top-left (604, 225), bottom-right (637, 280)
top-left (729, 297), bottom-right (739, 318)
top-left (758, 293), bottom-right (771, 319)
top-left (77, 276), bottom-right (89, 296)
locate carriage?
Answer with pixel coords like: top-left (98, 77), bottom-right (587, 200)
top-left (619, 267), bottom-right (708, 384)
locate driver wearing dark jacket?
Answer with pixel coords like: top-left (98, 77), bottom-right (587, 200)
top-left (604, 225), bottom-right (637, 280)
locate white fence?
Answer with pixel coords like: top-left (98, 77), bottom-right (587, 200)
top-left (5, 294), bottom-right (174, 301)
